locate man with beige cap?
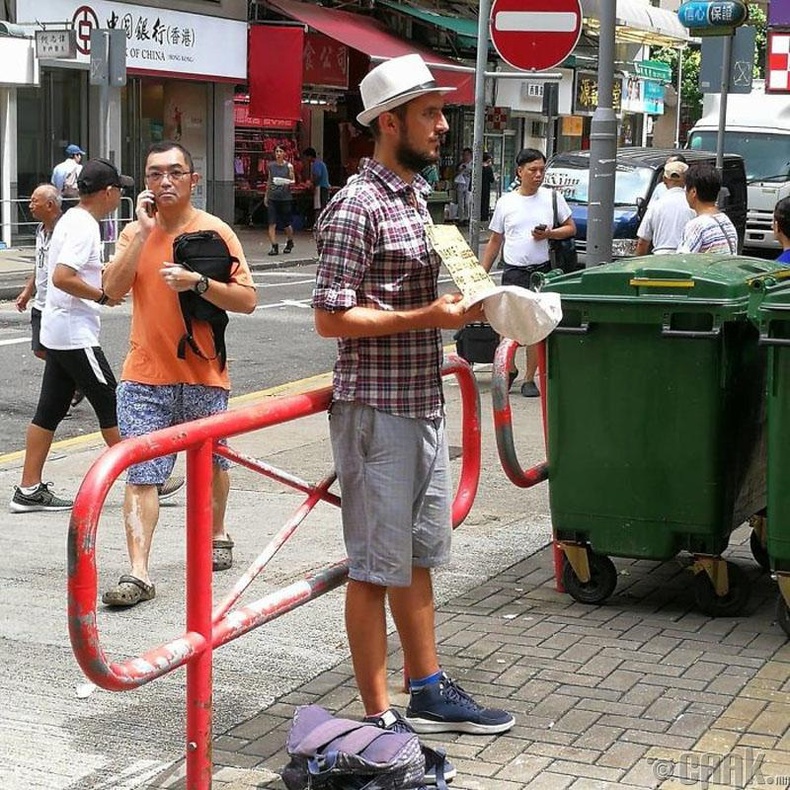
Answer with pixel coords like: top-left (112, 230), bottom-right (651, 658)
top-left (312, 53), bottom-right (514, 784)
top-left (636, 159), bottom-right (695, 255)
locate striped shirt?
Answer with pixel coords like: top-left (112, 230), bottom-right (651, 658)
top-left (312, 157), bottom-right (443, 419)
top-left (677, 212), bottom-right (738, 254)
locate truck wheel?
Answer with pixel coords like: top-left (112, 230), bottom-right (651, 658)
top-left (750, 529), bottom-right (771, 573)
top-left (777, 595), bottom-right (790, 639)
top-left (562, 553), bottom-right (617, 605)
top-left (693, 561), bottom-right (750, 618)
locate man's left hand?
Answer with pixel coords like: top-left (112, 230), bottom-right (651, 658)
top-left (160, 263), bottom-right (199, 292)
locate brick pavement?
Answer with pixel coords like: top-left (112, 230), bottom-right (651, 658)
top-left (147, 527), bottom-right (790, 790)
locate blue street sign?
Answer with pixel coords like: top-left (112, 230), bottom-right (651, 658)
top-left (678, 0), bottom-right (748, 34)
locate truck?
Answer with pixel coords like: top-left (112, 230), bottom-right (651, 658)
top-left (686, 80), bottom-right (790, 253)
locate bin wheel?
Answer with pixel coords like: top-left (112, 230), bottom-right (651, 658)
top-left (777, 595), bottom-right (790, 639)
top-left (693, 561), bottom-right (750, 618)
top-left (562, 553), bottom-right (618, 605)
top-left (749, 529), bottom-right (771, 573)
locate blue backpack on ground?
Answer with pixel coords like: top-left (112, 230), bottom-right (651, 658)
top-left (281, 704), bottom-right (442, 789)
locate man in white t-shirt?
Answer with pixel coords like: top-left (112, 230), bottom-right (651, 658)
top-left (480, 148), bottom-right (575, 397)
top-left (9, 159), bottom-right (131, 513)
top-left (636, 161), bottom-right (695, 255)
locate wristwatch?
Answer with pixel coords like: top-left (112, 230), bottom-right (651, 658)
top-left (194, 275), bottom-right (209, 295)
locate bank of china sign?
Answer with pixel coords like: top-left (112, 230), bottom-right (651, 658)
top-left (17, 0), bottom-right (246, 81)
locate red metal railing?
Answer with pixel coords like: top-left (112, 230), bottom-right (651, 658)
top-left (68, 356), bottom-right (481, 790)
top-left (490, 339), bottom-right (560, 586)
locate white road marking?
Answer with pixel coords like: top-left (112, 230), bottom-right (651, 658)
top-left (494, 11), bottom-right (578, 32)
top-left (0, 338), bottom-right (28, 347)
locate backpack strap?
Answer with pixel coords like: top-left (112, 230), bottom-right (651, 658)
top-left (551, 188), bottom-right (559, 229)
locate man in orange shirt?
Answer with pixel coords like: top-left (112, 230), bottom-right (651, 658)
top-left (101, 141), bottom-right (257, 607)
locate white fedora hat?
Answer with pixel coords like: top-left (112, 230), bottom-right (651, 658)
top-left (356, 53), bottom-right (455, 127)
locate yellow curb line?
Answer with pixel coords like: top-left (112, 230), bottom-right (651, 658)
top-left (0, 373), bottom-right (334, 468)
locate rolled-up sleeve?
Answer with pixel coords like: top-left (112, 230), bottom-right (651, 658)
top-left (312, 192), bottom-right (375, 312)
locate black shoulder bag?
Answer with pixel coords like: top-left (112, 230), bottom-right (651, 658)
top-left (549, 190), bottom-right (580, 273)
top-left (172, 230), bottom-right (238, 371)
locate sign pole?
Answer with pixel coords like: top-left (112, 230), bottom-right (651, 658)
top-left (468, 0), bottom-right (492, 255)
top-left (586, 0), bottom-right (617, 266)
top-left (716, 34), bottom-right (733, 171)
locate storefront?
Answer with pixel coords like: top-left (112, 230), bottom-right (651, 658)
top-left (0, 34), bottom-right (38, 246)
top-left (15, 0), bottom-right (247, 224)
top-left (243, 0), bottom-right (474, 224)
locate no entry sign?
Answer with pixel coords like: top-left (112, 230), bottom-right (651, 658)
top-left (490, 0), bottom-right (583, 72)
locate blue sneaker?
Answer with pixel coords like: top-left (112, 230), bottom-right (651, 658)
top-left (406, 673), bottom-right (515, 735)
top-left (364, 708), bottom-right (456, 786)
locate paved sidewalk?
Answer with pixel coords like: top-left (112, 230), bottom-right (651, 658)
top-left (147, 526), bottom-right (790, 790)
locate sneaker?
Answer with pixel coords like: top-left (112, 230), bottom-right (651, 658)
top-left (9, 482), bottom-right (73, 513)
top-left (406, 673), bottom-right (515, 735)
top-left (268, 244), bottom-right (279, 256)
top-left (283, 239), bottom-right (294, 254)
top-left (364, 708), bottom-right (456, 786)
top-left (157, 476), bottom-right (185, 502)
top-left (520, 380), bottom-right (540, 398)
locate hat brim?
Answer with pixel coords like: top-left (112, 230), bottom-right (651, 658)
top-left (357, 86), bottom-right (456, 127)
top-left (118, 174), bottom-right (134, 188)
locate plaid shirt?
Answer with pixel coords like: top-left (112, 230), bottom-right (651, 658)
top-left (312, 158), bottom-right (444, 419)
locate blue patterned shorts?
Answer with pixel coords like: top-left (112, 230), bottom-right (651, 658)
top-left (117, 381), bottom-right (230, 485)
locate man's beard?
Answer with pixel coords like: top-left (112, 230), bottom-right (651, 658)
top-left (395, 132), bottom-right (438, 173)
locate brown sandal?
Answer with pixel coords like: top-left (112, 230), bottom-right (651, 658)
top-left (102, 575), bottom-right (156, 607)
top-left (212, 536), bottom-right (234, 572)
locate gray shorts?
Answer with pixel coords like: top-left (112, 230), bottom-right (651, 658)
top-left (329, 401), bottom-right (452, 587)
top-left (117, 381), bottom-right (230, 485)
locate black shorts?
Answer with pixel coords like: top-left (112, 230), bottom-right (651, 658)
top-left (32, 346), bottom-right (117, 432)
top-left (268, 200), bottom-right (293, 229)
top-left (30, 307), bottom-right (46, 355)
top-left (501, 261), bottom-right (551, 291)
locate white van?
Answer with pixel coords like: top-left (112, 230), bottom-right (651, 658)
top-left (687, 80), bottom-right (790, 253)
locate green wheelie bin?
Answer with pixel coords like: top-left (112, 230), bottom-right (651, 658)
top-left (539, 254), bottom-right (786, 616)
top-left (748, 274), bottom-right (790, 636)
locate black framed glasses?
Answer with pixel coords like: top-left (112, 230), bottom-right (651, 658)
top-left (145, 169), bottom-right (193, 183)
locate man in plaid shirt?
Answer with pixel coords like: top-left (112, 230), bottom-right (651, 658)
top-left (312, 55), bottom-right (515, 782)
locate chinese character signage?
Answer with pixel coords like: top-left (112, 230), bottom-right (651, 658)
top-left (18, 0), bottom-right (246, 81)
top-left (574, 71), bottom-right (622, 115)
top-left (303, 33), bottom-right (348, 89)
top-left (35, 30), bottom-right (77, 59)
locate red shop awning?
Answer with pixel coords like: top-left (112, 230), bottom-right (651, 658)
top-left (264, 0), bottom-right (474, 105)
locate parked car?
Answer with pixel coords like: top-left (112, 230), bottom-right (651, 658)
top-left (543, 147), bottom-right (748, 262)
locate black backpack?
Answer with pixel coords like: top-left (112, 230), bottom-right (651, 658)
top-left (172, 230), bottom-right (238, 371)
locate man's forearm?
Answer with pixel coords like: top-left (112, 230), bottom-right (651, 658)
top-left (102, 230), bottom-right (147, 297)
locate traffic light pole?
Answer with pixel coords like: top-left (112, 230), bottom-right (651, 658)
top-left (585, 0), bottom-right (617, 266)
top-left (468, 0), bottom-right (492, 256)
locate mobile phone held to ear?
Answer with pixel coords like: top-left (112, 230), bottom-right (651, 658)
top-left (145, 197), bottom-right (157, 218)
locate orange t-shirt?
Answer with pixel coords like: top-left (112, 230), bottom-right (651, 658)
top-left (115, 211), bottom-right (255, 389)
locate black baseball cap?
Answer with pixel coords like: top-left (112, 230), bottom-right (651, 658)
top-left (77, 158), bottom-right (134, 194)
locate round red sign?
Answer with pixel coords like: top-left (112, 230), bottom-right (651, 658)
top-left (490, 0), bottom-right (583, 72)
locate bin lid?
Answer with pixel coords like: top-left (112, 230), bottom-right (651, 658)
top-left (542, 254), bottom-right (787, 310)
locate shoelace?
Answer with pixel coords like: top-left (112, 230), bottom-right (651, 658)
top-left (440, 676), bottom-right (483, 712)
